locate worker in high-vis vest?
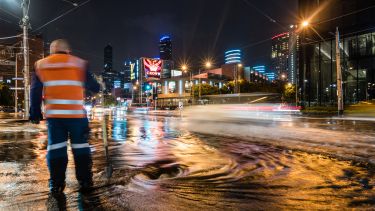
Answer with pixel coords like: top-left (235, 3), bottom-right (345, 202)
top-left (29, 39), bottom-right (100, 194)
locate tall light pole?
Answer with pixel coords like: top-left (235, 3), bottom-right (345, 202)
top-left (300, 20), bottom-right (343, 113)
top-left (234, 63), bottom-right (242, 93)
top-left (300, 20), bottom-right (310, 107)
top-left (181, 64), bottom-right (191, 102)
top-left (336, 27), bottom-right (344, 115)
top-left (199, 61), bottom-right (211, 102)
top-left (21, 0), bottom-right (30, 118)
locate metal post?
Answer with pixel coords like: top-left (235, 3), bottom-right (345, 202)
top-left (198, 69), bottom-right (201, 102)
top-left (191, 72), bottom-right (194, 105)
top-left (14, 54), bottom-right (18, 113)
top-left (154, 83), bottom-right (157, 110)
top-left (21, 0), bottom-right (30, 119)
top-left (295, 82), bottom-right (298, 106)
top-left (234, 65), bottom-right (238, 93)
top-left (336, 27), bottom-right (344, 115)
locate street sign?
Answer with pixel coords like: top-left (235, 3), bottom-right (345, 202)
top-left (178, 101), bottom-right (183, 110)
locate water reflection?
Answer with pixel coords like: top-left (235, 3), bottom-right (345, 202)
top-left (112, 119), bottom-right (128, 141)
top-left (0, 113), bottom-right (374, 210)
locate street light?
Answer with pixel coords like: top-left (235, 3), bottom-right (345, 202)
top-left (132, 85), bottom-right (137, 104)
top-left (198, 60), bottom-right (213, 102)
top-left (181, 64), bottom-right (188, 72)
top-left (205, 62), bottom-right (212, 69)
top-left (234, 63), bottom-right (242, 93)
top-left (180, 63), bottom-right (194, 104)
top-left (301, 20), bottom-right (310, 28)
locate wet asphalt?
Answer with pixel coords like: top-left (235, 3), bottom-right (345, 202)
top-left (0, 112), bottom-right (374, 210)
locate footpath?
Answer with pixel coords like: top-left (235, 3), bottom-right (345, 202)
top-left (301, 101), bottom-right (375, 121)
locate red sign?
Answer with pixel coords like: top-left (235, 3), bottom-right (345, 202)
top-left (144, 58), bottom-right (163, 79)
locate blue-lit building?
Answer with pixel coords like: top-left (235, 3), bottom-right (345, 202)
top-left (252, 65), bottom-right (266, 74)
top-left (159, 36), bottom-right (172, 60)
top-left (225, 49), bottom-right (242, 64)
top-left (265, 72), bottom-right (276, 81)
top-left (243, 66), bottom-right (269, 83)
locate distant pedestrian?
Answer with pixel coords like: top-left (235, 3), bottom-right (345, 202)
top-left (29, 39), bottom-right (100, 194)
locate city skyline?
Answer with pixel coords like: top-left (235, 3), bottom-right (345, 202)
top-left (0, 0), bottom-right (298, 73)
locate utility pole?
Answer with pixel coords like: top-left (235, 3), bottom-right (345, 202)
top-left (336, 27), bottom-right (344, 115)
top-left (21, 0), bottom-right (30, 119)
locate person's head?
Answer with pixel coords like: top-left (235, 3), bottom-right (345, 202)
top-left (50, 39), bottom-right (71, 54)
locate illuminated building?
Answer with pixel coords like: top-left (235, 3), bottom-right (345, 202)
top-left (252, 65), bottom-right (266, 74)
top-left (271, 29), bottom-right (300, 83)
top-left (225, 49), bottom-right (242, 64)
top-left (244, 66), bottom-right (269, 83)
top-left (271, 32), bottom-right (289, 81)
top-left (265, 72), bottom-right (276, 81)
top-left (159, 36), bottom-right (172, 60)
top-left (299, 0), bottom-right (375, 106)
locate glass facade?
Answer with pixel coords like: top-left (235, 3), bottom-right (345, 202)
top-left (301, 32), bottom-right (375, 106)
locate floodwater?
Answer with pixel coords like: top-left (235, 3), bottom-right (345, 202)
top-left (0, 110), bottom-right (374, 210)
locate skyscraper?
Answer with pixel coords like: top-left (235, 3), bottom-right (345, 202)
top-left (288, 26), bottom-right (299, 84)
top-left (102, 44), bottom-right (116, 92)
top-left (159, 36), bottom-right (172, 60)
top-left (271, 29), bottom-right (299, 83)
top-left (271, 32), bottom-right (289, 80)
top-left (104, 44), bottom-right (113, 72)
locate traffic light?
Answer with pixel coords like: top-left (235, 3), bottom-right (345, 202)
top-left (143, 83), bottom-right (152, 91)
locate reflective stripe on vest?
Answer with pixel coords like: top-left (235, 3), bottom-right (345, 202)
top-left (43, 80), bottom-right (84, 87)
top-left (45, 110), bottom-right (86, 115)
top-left (45, 99), bottom-right (84, 105)
top-left (71, 143), bottom-right (90, 149)
top-left (38, 62), bottom-right (84, 69)
top-left (47, 141), bottom-right (67, 151)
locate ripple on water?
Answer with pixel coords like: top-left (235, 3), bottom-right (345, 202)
top-left (118, 134), bottom-right (375, 210)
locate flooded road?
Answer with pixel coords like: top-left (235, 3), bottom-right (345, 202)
top-left (0, 112), bottom-right (374, 210)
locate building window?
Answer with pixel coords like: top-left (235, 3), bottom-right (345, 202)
top-left (157, 83), bottom-right (162, 94)
top-left (184, 81), bottom-right (190, 92)
top-left (168, 81), bottom-right (176, 93)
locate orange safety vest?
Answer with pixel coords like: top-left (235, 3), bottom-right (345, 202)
top-left (35, 54), bottom-right (87, 118)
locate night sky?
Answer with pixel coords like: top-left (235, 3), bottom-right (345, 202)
top-left (0, 0), bottom-right (298, 73)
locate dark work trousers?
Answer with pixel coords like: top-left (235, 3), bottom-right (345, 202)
top-left (46, 118), bottom-right (92, 186)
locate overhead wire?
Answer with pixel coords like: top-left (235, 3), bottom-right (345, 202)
top-left (240, 0), bottom-right (288, 31)
top-left (0, 6), bottom-right (20, 19)
top-left (238, 3), bottom-right (375, 52)
top-left (32, 0), bottom-right (91, 32)
top-left (0, 34), bottom-right (22, 40)
top-left (316, 4), bottom-right (375, 25)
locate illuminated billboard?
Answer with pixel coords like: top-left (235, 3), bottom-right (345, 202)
top-left (143, 58), bottom-right (163, 79)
